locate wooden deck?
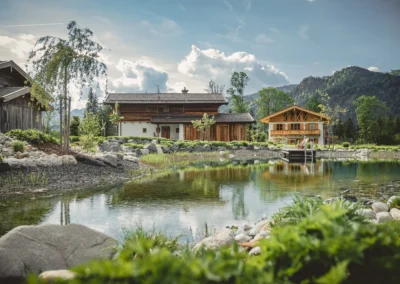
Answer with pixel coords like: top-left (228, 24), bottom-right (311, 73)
top-left (281, 148), bottom-right (316, 162)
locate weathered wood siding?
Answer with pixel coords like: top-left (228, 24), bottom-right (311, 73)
top-left (267, 109), bottom-right (326, 123)
top-left (0, 96), bottom-right (43, 133)
top-left (184, 123), bottom-right (247, 142)
top-left (118, 104), bottom-right (220, 122)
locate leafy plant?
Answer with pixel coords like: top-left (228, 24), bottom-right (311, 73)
top-left (0, 154), bottom-right (3, 162)
top-left (6, 129), bottom-right (58, 145)
top-left (342, 141), bottom-right (350, 148)
top-left (191, 113), bottom-right (216, 141)
top-left (12, 141), bottom-right (25, 153)
top-left (69, 116), bottom-right (80, 136)
top-left (227, 71), bottom-right (250, 113)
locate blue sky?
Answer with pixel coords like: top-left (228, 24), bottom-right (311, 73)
top-left (0, 0), bottom-right (399, 108)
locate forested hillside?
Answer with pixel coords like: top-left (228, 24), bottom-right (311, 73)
top-left (291, 67), bottom-right (400, 120)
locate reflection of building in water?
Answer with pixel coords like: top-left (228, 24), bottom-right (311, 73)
top-left (263, 160), bottom-right (333, 184)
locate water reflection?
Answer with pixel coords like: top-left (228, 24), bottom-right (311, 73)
top-left (1, 159), bottom-right (400, 241)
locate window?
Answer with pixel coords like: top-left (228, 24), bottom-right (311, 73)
top-left (276, 124), bottom-right (283, 130)
top-left (291, 124), bottom-right (300, 130)
top-left (142, 128), bottom-right (147, 134)
top-left (309, 123), bottom-right (316, 130)
top-left (176, 128), bottom-right (179, 134)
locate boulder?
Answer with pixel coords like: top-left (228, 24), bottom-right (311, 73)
top-left (193, 228), bottom-right (234, 251)
top-left (123, 155), bottom-right (139, 163)
top-left (151, 139), bottom-right (159, 145)
top-left (100, 141), bottom-right (120, 152)
top-left (193, 144), bottom-right (204, 152)
top-left (390, 208), bottom-right (400, 220)
top-left (0, 224), bottom-right (117, 281)
top-left (217, 146), bottom-right (227, 151)
top-left (15, 152), bottom-right (29, 159)
top-left (0, 133), bottom-right (9, 144)
top-left (376, 212), bottom-right (393, 223)
top-left (249, 246), bottom-right (261, 256)
top-left (249, 220), bottom-right (270, 236)
top-left (144, 143), bottom-right (157, 154)
top-left (75, 154), bottom-right (105, 167)
top-left (61, 155), bottom-right (77, 166)
top-left (203, 145), bottom-right (211, 152)
top-left (234, 233), bottom-right (252, 243)
top-left (156, 145), bottom-right (163, 154)
top-left (243, 224), bottom-right (252, 231)
top-left (247, 145), bottom-right (255, 150)
top-left (102, 154), bottom-right (119, 167)
top-left (5, 157), bottom-right (36, 169)
top-left (387, 196), bottom-right (400, 209)
top-left (372, 202), bottom-right (389, 213)
top-left (117, 138), bottom-right (126, 144)
top-left (171, 144), bottom-right (180, 152)
top-left (357, 208), bottom-right (376, 220)
top-left (140, 149), bottom-right (150, 155)
top-left (35, 156), bottom-right (63, 167)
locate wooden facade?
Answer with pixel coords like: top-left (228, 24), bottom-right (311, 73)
top-left (260, 105), bottom-right (330, 145)
top-left (0, 61), bottom-right (49, 133)
top-left (105, 92), bottom-right (254, 141)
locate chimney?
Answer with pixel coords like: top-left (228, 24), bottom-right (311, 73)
top-left (181, 87), bottom-right (189, 94)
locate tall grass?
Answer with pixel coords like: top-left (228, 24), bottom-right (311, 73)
top-left (140, 152), bottom-right (225, 168)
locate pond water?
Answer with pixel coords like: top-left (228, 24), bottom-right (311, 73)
top-left (1, 159), bottom-right (400, 242)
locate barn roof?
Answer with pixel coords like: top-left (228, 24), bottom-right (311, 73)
top-left (0, 87), bottom-right (30, 102)
top-left (151, 113), bottom-right (255, 124)
top-left (104, 93), bottom-right (228, 105)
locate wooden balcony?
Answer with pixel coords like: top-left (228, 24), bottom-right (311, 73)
top-left (270, 130), bottom-right (320, 136)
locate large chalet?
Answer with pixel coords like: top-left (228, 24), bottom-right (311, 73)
top-left (260, 105), bottom-right (330, 146)
top-left (0, 60), bottom-right (51, 133)
top-left (104, 88), bottom-right (255, 141)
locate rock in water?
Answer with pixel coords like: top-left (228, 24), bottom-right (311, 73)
top-left (357, 208), bottom-right (376, 219)
top-left (372, 202), bottom-right (389, 213)
top-left (376, 212), bottom-right (393, 223)
top-left (249, 220), bottom-right (270, 236)
top-left (0, 224), bottom-right (117, 281)
top-left (390, 208), bottom-right (400, 220)
top-left (234, 233), bottom-right (252, 243)
top-left (193, 228), bottom-right (234, 251)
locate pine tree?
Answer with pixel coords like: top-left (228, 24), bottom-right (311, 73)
top-left (343, 117), bottom-right (356, 142)
top-left (86, 87), bottom-right (99, 115)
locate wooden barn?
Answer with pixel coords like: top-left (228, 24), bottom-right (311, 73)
top-left (104, 88), bottom-right (254, 141)
top-left (0, 60), bottom-right (51, 133)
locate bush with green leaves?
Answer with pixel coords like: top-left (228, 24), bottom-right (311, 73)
top-left (69, 136), bottom-right (80, 143)
top-left (122, 143), bottom-right (144, 150)
top-left (12, 140), bottom-right (25, 153)
top-left (79, 113), bottom-right (100, 151)
top-left (342, 141), bottom-right (350, 148)
top-left (26, 197), bottom-right (400, 283)
top-left (6, 129), bottom-right (58, 145)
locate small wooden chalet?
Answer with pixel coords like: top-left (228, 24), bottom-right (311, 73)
top-left (0, 60), bottom-right (51, 133)
top-left (260, 105), bottom-right (330, 146)
top-left (104, 88), bottom-right (254, 141)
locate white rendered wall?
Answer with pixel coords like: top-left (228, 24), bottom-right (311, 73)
top-left (119, 122), bottom-right (182, 139)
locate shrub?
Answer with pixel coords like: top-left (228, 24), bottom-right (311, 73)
top-left (69, 136), bottom-right (80, 143)
top-left (123, 143), bottom-right (144, 149)
top-left (80, 135), bottom-right (97, 152)
top-left (389, 196), bottom-right (400, 210)
top-left (12, 140), bottom-right (25, 153)
top-left (342, 142), bottom-right (350, 148)
top-left (0, 154), bottom-right (3, 162)
top-left (70, 116), bottom-right (80, 136)
top-left (6, 129), bottom-right (58, 145)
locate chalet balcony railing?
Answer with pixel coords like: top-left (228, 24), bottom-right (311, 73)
top-left (270, 130), bottom-right (320, 136)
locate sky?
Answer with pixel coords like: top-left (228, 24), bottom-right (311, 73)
top-left (0, 0), bottom-right (399, 109)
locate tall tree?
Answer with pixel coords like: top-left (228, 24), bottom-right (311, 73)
top-left (205, 79), bottom-right (225, 94)
top-left (333, 118), bottom-right (345, 139)
top-left (28, 21), bottom-right (107, 151)
top-left (343, 117), bottom-right (356, 142)
top-left (353, 95), bottom-right (388, 143)
top-left (306, 95), bottom-right (322, 113)
top-left (256, 87), bottom-right (294, 119)
top-left (227, 72), bottom-right (250, 113)
top-left (85, 87), bottom-right (99, 115)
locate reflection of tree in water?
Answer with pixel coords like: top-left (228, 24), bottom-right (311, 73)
top-left (231, 186), bottom-right (248, 220)
top-left (60, 198), bottom-right (71, 225)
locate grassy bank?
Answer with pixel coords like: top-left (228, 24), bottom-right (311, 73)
top-left (140, 152), bottom-right (228, 168)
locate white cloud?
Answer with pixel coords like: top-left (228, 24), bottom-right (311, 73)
top-left (110, 58), bottom-right (170, 93)
top-left (0, 34), bottom-right (36, 59)
top-left (298, 25), bottom-right (309, 40)
top-left (140, 19), bottom-right (183, 37)
top-left (177, 45), bottom-right (289, 93)
top-left (254, 33), bottom-right (275, 44)
top-left (367, 66), bottom-right (380, 72)
top-left (221, 0), bottom-right (233, 11)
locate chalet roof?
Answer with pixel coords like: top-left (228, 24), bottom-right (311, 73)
top-left (151, 113), bottom-right (255, 124)
top-left (0, 87), bottom-right (30, 102)
top-left (104, 93), bottom-right (228, 105)
top-left (0, 60), bottom-right (30, 79)
top-left (260, 105), bottom-right (330, 123)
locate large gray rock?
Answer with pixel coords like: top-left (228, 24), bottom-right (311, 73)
top-left (390, 208), bottom-right (400, 220)
top-left (249, 220), bottom-right (270, 236)
top-left (357, 208), bottom-right (376, 220)
top-left (102, 154), bottom-right (119, 167)
top-left (100, 141), bottom-right (120, 152)
top-left (234, 233), bottom-right (252, 243)
top-left (140, 149), bottom-right (150, 155)
top-left (376, 212), bottom-right (393, 223)
top-left (144, 143), bottom-right (157, 154)
top-left (203, 145), bottom-right (211, 152)
top-left (5, 157), bottom-right (36, 169)
top-left (193, 228), bottom-right (234, 251)
top-left (35, 155), bottom-right (63, 167)
top-left (372, 202), bottom-right (389, 213)
top-left (155, 145), bottom-right (163, 154)
top-left (123, 155), bottom-right (139, 163)
top-left (0, 224), bottom-right (117, 281)
top-left (171, 144), bottom-right (180, 152)
top-left (193, 144), bottom-right (204, 152)
top-left (75, 154), bottom-right (105, 167)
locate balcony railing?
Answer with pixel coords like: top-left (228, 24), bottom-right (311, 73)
top-left (270, 130), bottom-right (320, 136)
